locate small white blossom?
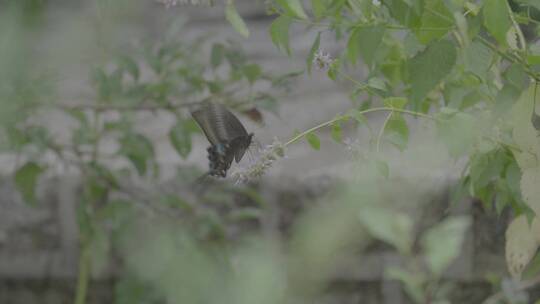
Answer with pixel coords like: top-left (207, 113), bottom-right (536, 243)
top-left (313, 49), bottom-right (334, 72)
top-left (231, 138), bottom-right (285, 184)
top-left (372, 0), bottom-right (381, 7)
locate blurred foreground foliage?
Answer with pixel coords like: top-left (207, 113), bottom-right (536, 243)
top-left (1, 0), bottom-right (540, 303)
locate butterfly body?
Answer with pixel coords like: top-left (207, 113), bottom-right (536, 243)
top-left (191, 103), bottom-right (253, 178)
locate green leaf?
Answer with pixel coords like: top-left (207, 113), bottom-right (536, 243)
top-left (348, 109), bottom-right (368, 125)
top-left (384, 113), bottom-right (409, 151)
top-left (307, 32), bottom-right (321, 74)
top-left (385, 0), bottom-right (422, 28)
top-left (469, 149), bottom-right (507, 188)
top-left (422, 216), bottom-right (470, 276)
top-left (347, 25), bottom-right (385, 67)
top-left (527, 55), bottom-right (540, 66)
top-left (408, 39), bottom-right (457, 106)
top-left (463, 41), bottom-right (492, 80)
top-left (14, 162), bottom-right (45, 205)
top-left (160, 194), bottom-right (192, 211)
top-left (120, 133), bottom-right (155, 176)
top-left (331, 122), bottom-right (342, 143)
top-left (385, 268), bottom-right (425, 303)
top-left (383, 97), bottom-right (408, 109)
top-left (510, 85), bottom-right (540, 170)
top-left (226, 2), bottom-right (249, 38)
top-left (415, 0), bottom-right (454, 44)
top-left (505, 215), bottom-right (540, 278)
top-left (311, 0), bottom-right (330, 18)
top-left (376, 160), bottom-right (390, 179)
top-left (436, 110), bottom-right (478, 157)
top-left (358, 205), bottom-right (413, 254)
top-left (368, 77), bottom-right (387, 91)
top-left (306, 132), bottom-right (321, 150)
top-left (169, 121), bottom-right (192, 159)
top-left (482, 0), bottom-right (511, 45)
top-left (118, 55), bottom-right (139, 81)
top-left (515, 0), bottom-right (540, 10)
top-left (210, 43), bottom-right (225, 69)
top-left (277, 0), bottom-right (308, 19)
top-left (242, 64), bottom-right (262, 84)
top-left (270, 16), bottom-right (293, 55)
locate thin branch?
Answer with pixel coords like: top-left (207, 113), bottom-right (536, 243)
top-left (284, 107), bottom-right (438, 147)
top-left (55, 100), bottom-right (204, 112)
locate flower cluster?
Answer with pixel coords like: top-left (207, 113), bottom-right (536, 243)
top-left (313, 49), bottom-right (334, 72)
top-left (231, 138), bottom-right (285, 184)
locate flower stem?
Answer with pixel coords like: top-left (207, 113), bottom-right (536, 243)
top-left (284, 107), bottom-right (437, 147)
top-left (74, 242), bottom-right (90, 304)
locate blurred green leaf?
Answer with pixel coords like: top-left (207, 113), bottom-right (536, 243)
top-left (384, 113), bottom-right (409, 151)
top-left (270, 16), bottom-right (292, 55)
top-left (307, 32), bottom-right (321, 74)
top-left (422, 216), bottom-right (470, 276)
top-left (120, 133), bottom-right (155, 176)
top-left (408, 39), bottom-right (457, 107)
top-left (347, 109), bottom-right (368, 125)
top-left (386, 267), bottom-right (425, 303)
top-left (385, 0), bottom-right (423, 28)
top-left (383, 97), bottom-right (408, 109)
top-left (14, 162), bottom-right (45, 205)
top-left (359, 205), bottom-right (413, 254)
top-left (306, 132), bottom-right (321, 150)
top-left (170, 121), bottom-right (192, 159)
top-left (415, 0), bottom-right (453, 44)
top-left (347, 25), bottom-right (385, 67)
top-left (436, 110), bottom-right (478, 157)
top-left (226, 2), bottom-right (250, 38)
top-left (242, 64), bottom-right (262, 84)
top-left (277, 0), bottom-right (308, 19)
top-left (463, 41), bottom-right (492, 80)
top-left (311, 0), bottom-right (330, 18)
top-left (160, 194), bottom-right (192, 211)
top-left (211, 43), bottom-right (225, 68)
top-left (331, 121), bottom-right (342, 143)
top-left (118, 55), bottom-right (139, 81)
top-left (483, 0), bottom-right (512, 45)
top-left (376, 160), bottom-right (390, 179)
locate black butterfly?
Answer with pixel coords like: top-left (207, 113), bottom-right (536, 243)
top-left (191, 102), bottom-right (253, 178)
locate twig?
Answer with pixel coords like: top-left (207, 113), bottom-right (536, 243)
top-left (56, 100), bottom-right (203, 112)
top-left (284, 107), bottom-right (437, 147)
top-left (74, 240), bottom-right (90, 304)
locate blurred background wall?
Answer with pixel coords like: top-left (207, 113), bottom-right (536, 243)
top-left (0, 1), bottom-right (534, 303)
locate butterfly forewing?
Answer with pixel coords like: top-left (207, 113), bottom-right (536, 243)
top-left (192, 103), bottom-right (250, 144)
top-left (192, 107), bottom-right (222, 146)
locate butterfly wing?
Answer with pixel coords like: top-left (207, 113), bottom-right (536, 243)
top-left (191, 103), bottom-right (249, 144)
top-left (192, 106), bottom-right (222, 146)
top-left (232, 134), bottom-right (253, 163)
top-left (215, 103), bottom-right (249, 140)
